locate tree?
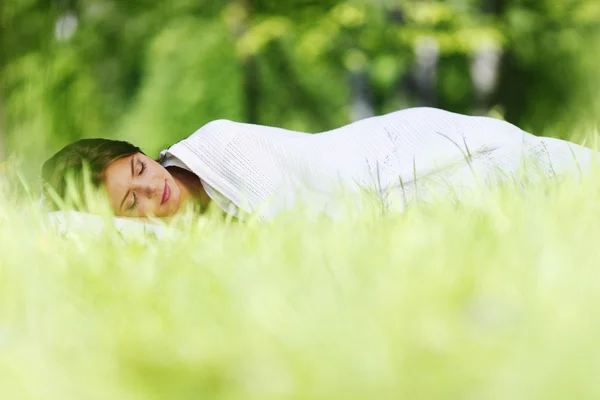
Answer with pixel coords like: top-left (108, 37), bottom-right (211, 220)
top-left (2, 0), bottom-right (600, 180)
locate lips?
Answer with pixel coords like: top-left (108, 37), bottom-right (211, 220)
top-left (161, 181), bottom-right (171, 205)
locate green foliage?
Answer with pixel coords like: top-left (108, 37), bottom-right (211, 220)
top-left (1, 1), bottom-right (600, 395)
top-left (498, 1), bottom-right (600, 132)
top-left (119, 17), bottom-right (245, 155)
top-left (1, 0), bottom-right (599, 176)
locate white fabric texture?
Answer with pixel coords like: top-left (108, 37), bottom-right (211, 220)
top-left (160, 154), bottom-right (240, 218)
top-left (160, 107), bottom-right (596, 220)
top-left (46, 211), bottom-right (179, 238)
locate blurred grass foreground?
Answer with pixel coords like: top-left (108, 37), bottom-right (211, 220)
top-left (3, 173), bottom-right (600, 398)
top-left (3, 0), bottom-right (600, 398)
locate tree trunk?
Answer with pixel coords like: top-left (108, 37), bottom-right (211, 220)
top-left (470, 44), bottom-right (501, 115)
top-left (470, 0), bottom-right (504, 115)
top-left (412, 36), bottom-right (439, 107)
top-left (349, 71), bottom-right (374, 121)
top-left (389, 5), bottom-right (439, 108)
top-left (235, 0), bottom-right (260, 124)
top-left (243, 54), bottom-right (260, 124)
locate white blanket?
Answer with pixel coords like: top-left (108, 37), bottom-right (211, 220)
top-left (161, 107), bottom-right (596, 219)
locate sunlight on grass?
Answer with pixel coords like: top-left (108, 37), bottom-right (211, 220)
top-left (1, 168), bottom-right (600, 399)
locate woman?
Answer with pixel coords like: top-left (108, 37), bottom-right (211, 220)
top-left (42, 107), bottom-right (596, 220)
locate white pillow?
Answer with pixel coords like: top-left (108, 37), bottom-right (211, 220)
top-left (45, 211), bottom-right (180, 239)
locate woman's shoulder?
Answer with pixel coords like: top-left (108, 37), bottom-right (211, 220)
top-left (200, 118), bottom-right (239, 130)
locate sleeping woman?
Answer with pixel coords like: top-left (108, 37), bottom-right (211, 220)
top-left (41, 107), bottom-right (596, 220)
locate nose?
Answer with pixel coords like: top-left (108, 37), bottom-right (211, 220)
top-left (134, 181), bottom-right (160, 199)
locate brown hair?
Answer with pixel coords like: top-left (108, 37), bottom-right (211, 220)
top-left (41, 138), bottom-right (141, 208)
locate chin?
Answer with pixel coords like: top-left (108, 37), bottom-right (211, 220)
top-left (161, 203), bottom-right (177, 218)
top-left (169, 187), bottom-right (181, 215)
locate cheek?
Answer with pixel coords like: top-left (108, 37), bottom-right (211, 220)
top-left (140, 199), bottom-right (158, 216)
top-left (152, 162), bottom-right (169, 178)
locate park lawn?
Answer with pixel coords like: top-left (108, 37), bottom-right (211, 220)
top-left (1, 173), bottom-right (600, 399)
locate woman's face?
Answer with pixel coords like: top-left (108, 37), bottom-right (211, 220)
top-left (103, 152), bottom-right (181, 217)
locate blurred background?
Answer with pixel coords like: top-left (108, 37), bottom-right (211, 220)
top-left (1, 0), bottom-right (600, 179)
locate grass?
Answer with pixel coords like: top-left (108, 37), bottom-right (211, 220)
top-left (2, 169), bottom-right (600, 399)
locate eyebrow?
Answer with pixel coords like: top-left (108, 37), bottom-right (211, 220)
top-left (119, 157), bottom-right (135, 211)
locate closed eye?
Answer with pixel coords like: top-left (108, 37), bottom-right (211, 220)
top-left (128, 192), bottom-right (138, 211)
top-left (127, 160), bottom-right (146, 211)
top-left (139, 160), bottom-right (147, 175)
